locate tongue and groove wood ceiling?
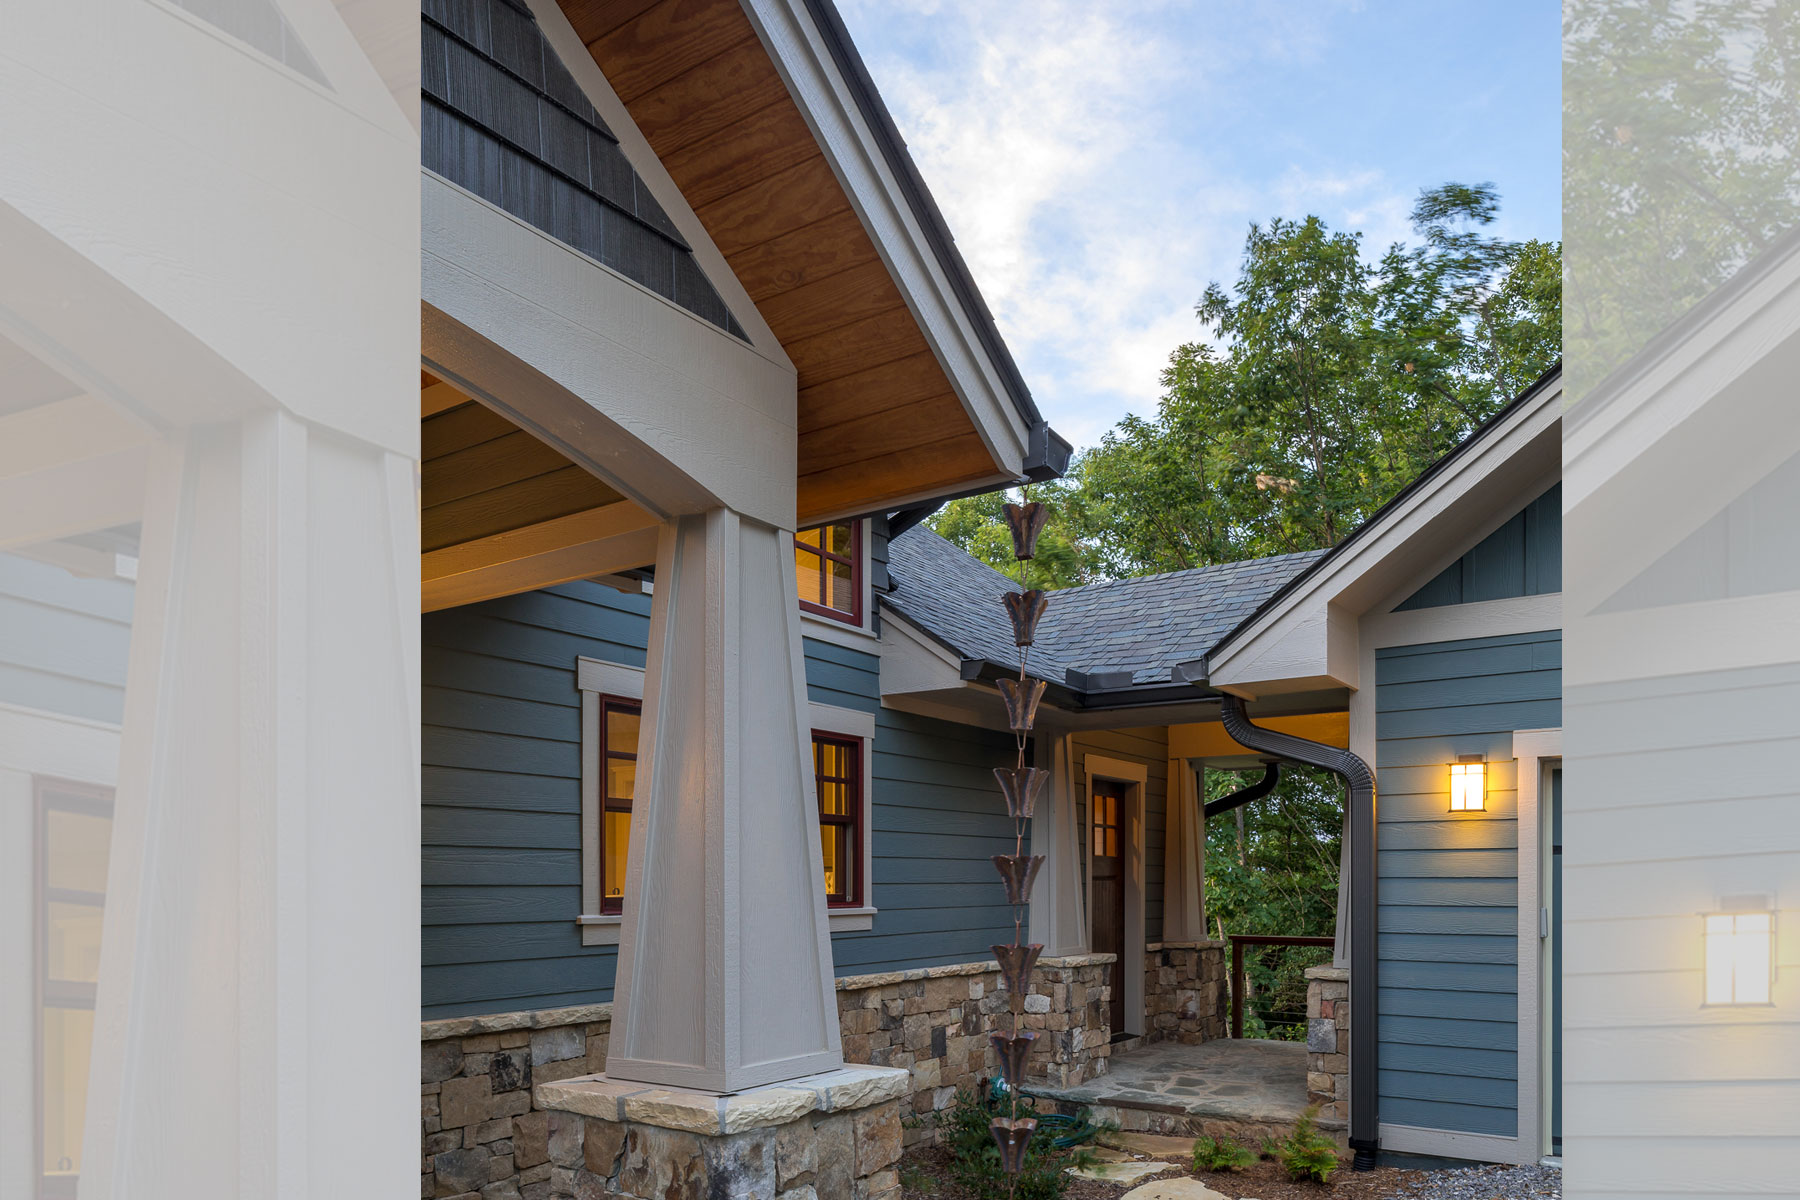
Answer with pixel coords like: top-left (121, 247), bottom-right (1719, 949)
top-left (559, 0), bottom-right (1009, 526)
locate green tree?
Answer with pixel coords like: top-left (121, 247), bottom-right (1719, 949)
top-left (1070, 183), bottom-right (1560, 575)
top-left (927, 480), bottom-right (1101, 589)
top-left (1203, 765), bottom-right (1342, 1038)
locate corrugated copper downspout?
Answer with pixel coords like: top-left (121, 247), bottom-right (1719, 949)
top-left (1203, 759), bottom-right (1280, 821)
top-left (1218, 694), bottom-right (1380, 1171)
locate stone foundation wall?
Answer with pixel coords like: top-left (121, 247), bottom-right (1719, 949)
top-left (420, 953), bottom-right (1119, 1193)
top-left (1305, 964), bottom-right (1350, 1124)
top-left (834, 953), bottom-right (1116, 1145)
top-left (1142, 940), bottom-right (1227, 1044)
top-left (421, 1005), bottom-right (613, 1199)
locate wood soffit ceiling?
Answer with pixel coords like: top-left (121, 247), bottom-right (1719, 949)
top-left (560, 0), bottom-right (1012, 526)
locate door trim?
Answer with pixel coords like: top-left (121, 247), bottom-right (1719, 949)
top-left (1513, 727), bottom-right (1561, 1164)
top-left (1082, 754), bottom-right (1148, 1038)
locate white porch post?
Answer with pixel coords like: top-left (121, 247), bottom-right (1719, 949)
top-left (605, 507), bottom-right (842, 1093)
top-left (1029, 727), bottom-right (1088, 957)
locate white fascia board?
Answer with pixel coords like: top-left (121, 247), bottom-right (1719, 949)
top-left (876, 607), bottom-right (967, 698)
top-left (524, 0), bottom-right (789, 364)
top-left (1, 0), bottom-right (416, 453)
top-left (1566, 239), bottom-right (1800, 511)
top-left (1208, 381), bottom-right (1561, 694)
top-left (423, 174), bottom-right (799, 528)
top-left (1564, 255), bottom-right (1800, 614)
top-left (740, 0), bottom-right (1033, 476)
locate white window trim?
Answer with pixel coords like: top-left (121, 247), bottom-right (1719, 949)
top-left (797, 518), bottom-right (878, 649)
top-left (576, 659), bottom-right (878, 939)
top-left (810, 701), bottom-right (878, 932)
top-left (576, 657), bottom-right (645, 946)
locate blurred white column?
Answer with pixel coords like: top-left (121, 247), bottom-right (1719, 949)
top-left (79, 415), bottom-right (419, 1200)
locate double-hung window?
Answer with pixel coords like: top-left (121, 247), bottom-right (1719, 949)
top-left (812, 733), bottom-right (862, 908)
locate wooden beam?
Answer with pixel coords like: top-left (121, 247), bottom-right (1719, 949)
top-left (0, 445), bottom-right (148, 550)
top-left (422, 499), bottom-right (661, 612)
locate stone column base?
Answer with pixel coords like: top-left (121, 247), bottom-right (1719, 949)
top-left (1305, 964), bottom-right (1350, 1125)
top-left (534, 1065), bottom-right (913, 1200)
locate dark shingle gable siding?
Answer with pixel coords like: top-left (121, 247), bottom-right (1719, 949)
top-left (421, 0), bottom-right (746, 339)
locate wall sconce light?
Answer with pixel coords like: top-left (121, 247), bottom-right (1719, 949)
top-left (1705, 898), bottom-right (1774, 1006)
top-left (1448, 755), bottom-right (1486, 812)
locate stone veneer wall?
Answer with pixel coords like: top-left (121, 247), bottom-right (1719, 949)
top-left (1305, 964), bottom-right (1351, 1124)
top-left (422, 954), bottom-right (1118, 1195)
top-left (833, 953), bottom-right (1116, 1146)
top-left (1142, 940), bottom-right (1227, 1044)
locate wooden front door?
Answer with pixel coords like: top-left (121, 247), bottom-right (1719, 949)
top-left (1090, 778), bottom-right (1128, 1036)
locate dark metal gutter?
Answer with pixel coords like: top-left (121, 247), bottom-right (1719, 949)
top-left (798, 0), bottom-right (1071, 481)
top-left (1204, 761), bottom-right (1280, 820)
top-left (955, 657), bottom-right (1225, 714)
top-left (1214, 693), bottom-right (1380, 1170)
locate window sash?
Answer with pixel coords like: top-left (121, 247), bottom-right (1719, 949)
top-left (598, 696), bottom-right (640, 914)
top-left (795, 521), bottom-right (861, 624)
top-left (812, 733), bottom-right (862, 907)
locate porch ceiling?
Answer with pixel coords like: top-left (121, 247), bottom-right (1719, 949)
top-left (556, 0), bottom-right (1017, 524)
top-left (421, 371), bottom-right (659, 611)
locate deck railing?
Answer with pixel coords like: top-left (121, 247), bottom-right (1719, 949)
top-left (1228, 933), bottom-right (1334, 1039)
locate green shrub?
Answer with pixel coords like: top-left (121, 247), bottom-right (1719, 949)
top-left (1262, 1107), bottom-right (1340, 1183)
top-left (931, 1087), bottom-right (1072, 1200)
top-left (1191, 1133), bottom-right (1255, 1173)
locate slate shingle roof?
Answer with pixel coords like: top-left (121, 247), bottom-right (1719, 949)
top-left (884, 528), bottom-right (1325, 689)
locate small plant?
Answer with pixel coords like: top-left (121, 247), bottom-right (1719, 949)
top-left (898, 1160), bottom-right (938, 1194)
top-left (931, 1085), bottom-right (1073, 1200)
top-left (1191, 1133), bottom-right (1255, 1173)
top-left (1264, 1107), bottom-right (1340, 1183)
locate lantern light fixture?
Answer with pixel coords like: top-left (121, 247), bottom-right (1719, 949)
top-left (1705, 898), bottom-right (1774, 1006)
top-left (1448, 754), bottom-right (1486, 812)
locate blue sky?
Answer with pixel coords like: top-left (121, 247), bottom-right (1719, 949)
top-left (835, 0), bottom-right (1562, 451)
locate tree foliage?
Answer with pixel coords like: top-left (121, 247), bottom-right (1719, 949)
top-left (929, 184), bottom-right (1560, 580)
top-left (1564, 0), bottom-right (1800, 399)
top-left (1204, 764), bottom-right (1341, 1038)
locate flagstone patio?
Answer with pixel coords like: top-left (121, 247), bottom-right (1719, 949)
top-left (1025, 1038), bottom-right (1324, 1143)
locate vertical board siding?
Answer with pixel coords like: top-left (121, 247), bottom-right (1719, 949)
top-left (0, 552), bottom-right (134, 724)
top-left (1375, 629), bottom-right (1561, 1138)
top-left (422, 579), bottom-right (882, 1018)
top-left (830, 709), bottom-right (1023, 973)
top-left (1072, 728), bottom-right (1171, 941)
top-left (1397, 485), bottom-right (1562, 611)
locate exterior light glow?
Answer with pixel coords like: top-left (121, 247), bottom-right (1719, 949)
top-left (1705, 910), bottom-right (1773, 1006)
top-left (1448, 756), bottom-right (1486, 812)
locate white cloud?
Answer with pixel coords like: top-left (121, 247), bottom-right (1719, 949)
top-left (836, 0), bottom-right (1423, 454)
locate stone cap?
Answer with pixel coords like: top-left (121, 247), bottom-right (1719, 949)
top-left (536, 1064), bottom-right (912, 1136)
top-left (1304, 964), bottom-right (1349, 982)
top-left (834, 953), bottom-right (1116, 992)
top-left (421, 1001), bottom-right (612, 1041)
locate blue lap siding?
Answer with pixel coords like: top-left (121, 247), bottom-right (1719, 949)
top-left (423, 582), bottom-right (898, 1018)
top-left (1374, 629), bottom-right (1561, 1137)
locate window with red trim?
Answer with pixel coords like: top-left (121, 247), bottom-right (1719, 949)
top-left (598, 697), bottom-right (640, 914)
top-left (795, 521), bottom-right (861, 624)
top-left (812, 732), bottom-right (862, 907)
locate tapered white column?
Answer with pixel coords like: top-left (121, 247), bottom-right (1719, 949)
top-left (606, 507), bottom-right (841, 1093)
top-left (1029, 727), bottom-right (1088, 957)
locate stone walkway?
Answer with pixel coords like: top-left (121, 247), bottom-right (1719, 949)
top-left (1027, 1038), bottom-right (1309, 1126)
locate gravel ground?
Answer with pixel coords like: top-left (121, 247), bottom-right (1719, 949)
top-left (1388, 1162), bottom-right (1561, 1199)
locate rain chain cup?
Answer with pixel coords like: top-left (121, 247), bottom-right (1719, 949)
top-left (987, 499), bottom-right (1052, 1184)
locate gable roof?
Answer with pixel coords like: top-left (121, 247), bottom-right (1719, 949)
top-left (1202, 363), bottom-right (1564, 694)
top-left (883, 527), bottom-right (1322, 692)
